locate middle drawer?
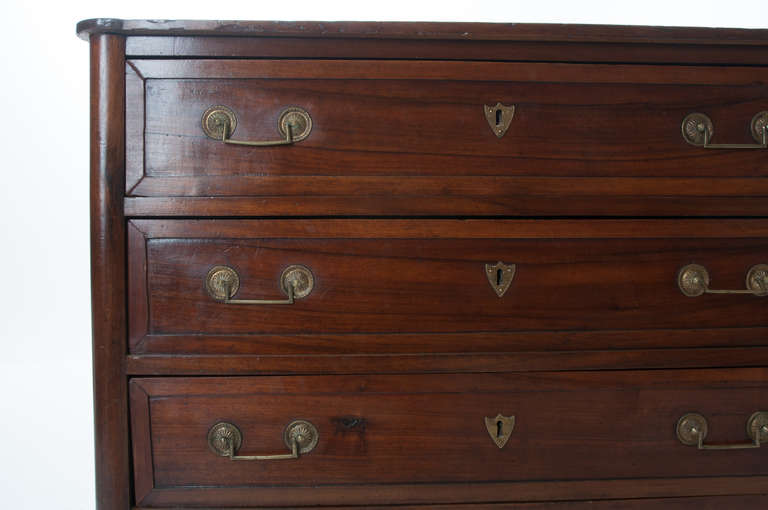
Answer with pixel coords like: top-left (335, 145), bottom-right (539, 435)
top-left (128, 219), bottom-right (768, 355)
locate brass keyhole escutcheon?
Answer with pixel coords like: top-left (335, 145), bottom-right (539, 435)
top-left (485, 261), bottom-right (517, 298)
top-left (484, 413), bottom-right (516, 449)
top-left (483, 103), bottom-right (515, 138)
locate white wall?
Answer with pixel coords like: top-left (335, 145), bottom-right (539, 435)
top-left (0, 1), bottom-right (765, 508)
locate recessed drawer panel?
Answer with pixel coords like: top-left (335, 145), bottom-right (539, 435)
top-left (130, 369), bottom-right (768, 506)
top-left (126, 60), bottom-right (768, 216)
top-left (128, 219), bottom-right (768, 355)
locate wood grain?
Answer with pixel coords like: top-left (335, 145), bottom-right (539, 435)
top-left (125, 59), bottom-right (768, 216)
top-left (76, 19), bottom-right (768, 45)
top-left (124, 36), bottom-right (768, 66)
top-left (126, 346), bottom-right (768, 375)
top-left (125, 62), bottom-right (144, 193)
top-left (130, 218), bottom-right (768, 240)
top-left (79, 19), bottom-right (768, 67)
top-left (138, 479), bottom-right (768, 508)
top-left (90, 34), bottom-right (130, 510)
top-left (129, 219), bottom-right (768, 355)
top-left (131, 59), bottom-right (768, 83)
top-left (133, 495), bottom-right (768, 510)
top-left (130, 370), bottom-right (768, 506)
top-left (128, 383), bottom-right (152, 505)
top-left (124, 192), bottom-right (768, 217)
top-left (79, 19), bottom-right (768, 508)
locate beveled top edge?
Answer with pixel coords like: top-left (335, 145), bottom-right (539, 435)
top-left (76, 18), bottom-right (768, 44)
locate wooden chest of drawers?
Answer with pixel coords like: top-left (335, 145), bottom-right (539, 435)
top-left (78, 19), bottom-right (768, 509)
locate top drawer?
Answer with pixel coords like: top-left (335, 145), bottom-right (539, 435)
top-left (126, 60), bottom-right (768, 216)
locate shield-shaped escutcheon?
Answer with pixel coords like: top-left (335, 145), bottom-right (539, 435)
top-left (484, 413), bottom-right (516, 449)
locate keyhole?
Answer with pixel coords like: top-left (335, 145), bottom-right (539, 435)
top-left (495, 108), bottom-right (503, 126)
top-left (496, 269), bottom-right (504, 286)
top-left (496, 420), bottom-right (504, 438)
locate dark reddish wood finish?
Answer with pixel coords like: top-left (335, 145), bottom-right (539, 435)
top-left (125, 63), bottom-right (144, 193)
top-left (76, 19), bottom-right (768, 45)
top-left (124, 190), bottom-right (768, 217)
top-left (128, 219), bottom-right (768, 356)
top-left (123, 36), bottom-right (768, 66)
top-left (125, 346), bottom-right (768, 376)
top-left (135, 495), bottom-right (768, 510)
top-left (125, 59), bottom-right (768, 216)
top-left (89, 34), bottom-right (130, 510)
top-left (135, 481), bottom-right (768, 507)
top-left (81, 19), bottom-right (768, 510)
top-left (130, 370), bottom-right (768, 507)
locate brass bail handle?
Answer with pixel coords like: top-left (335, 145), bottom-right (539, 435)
top-left (205, 265), bottom-right (314, 305)
top-left (677, 412), bottom-right (768, 450)
top-left (208, 420), bottom-right (319, 461)
top-left (202, 105), bottom-right (312, 146)
top-left (682, 111), bottom-right (768, 149)
top-left (677, 264), bottom-right (768, 297)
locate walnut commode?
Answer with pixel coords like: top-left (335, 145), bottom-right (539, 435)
top-left (79, 18), bottom-right (768, 510)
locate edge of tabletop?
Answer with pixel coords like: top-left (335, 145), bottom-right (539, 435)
top-left (76, 18), bottom-right (768, 45)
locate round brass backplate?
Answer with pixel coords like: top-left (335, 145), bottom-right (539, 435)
top-left (676, 413), bottom-right (708, 446)
top-left (278, 107), bottom-right (312, 142)
top-left (678, 264), bottom-right (709, 297)
top-left (280, 264), bottom-right (314, 299)
top-left (206, 265), bottom-right (240, 301)
top-left (283, 420), bottom-right (319, 454)
top-left (208, 422), bottom-right (243, 456)
top-left (202, 105), bottom-right (237, 140)
top-left (747, 411), bottom-right (768, 442)
top-left (681, 113), bottom-right (714, 147)
top-left (751, 111), bottom-right (768, 144)
top-left (746, 264), bottom-right (768, 297)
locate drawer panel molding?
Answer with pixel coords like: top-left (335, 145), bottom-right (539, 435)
top-left (125, 60), bottom-right (768, 216)
top-left (130, 369), bottom-right (768, 506)
top-left (128, 219), bottom-right (768, 359)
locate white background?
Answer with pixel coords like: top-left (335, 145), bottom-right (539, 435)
top-left (0, 1), bottom-right (765, 508)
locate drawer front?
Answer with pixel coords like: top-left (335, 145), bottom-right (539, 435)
top-left (130, 369), bottom-right (768, 506)
top-left (126, 60), bottom-right (768, 216)
top-left (128, 219), bottom-right (768, 355)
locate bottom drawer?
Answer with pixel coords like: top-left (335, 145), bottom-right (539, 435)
top-left (130, 369), bottom-right (768, 507)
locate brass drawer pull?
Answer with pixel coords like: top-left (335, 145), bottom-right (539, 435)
top-left (677, 412), bottom-right (768, 450)
top-left (205, 264), bottom-right (314, 304)
top-left (202, 105), bottom-right (312, 146)
top-left (677, 263), bottom-right (768, 297)
top-left (208, 420), bottom-right (318, 460)
top-left (682, 111), bottom-right (768, 149)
